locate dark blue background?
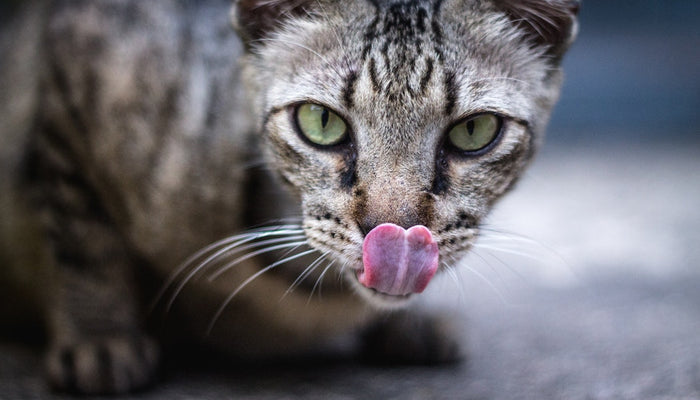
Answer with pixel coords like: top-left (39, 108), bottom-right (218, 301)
top-left (549, 0), bottom-right (700, 143)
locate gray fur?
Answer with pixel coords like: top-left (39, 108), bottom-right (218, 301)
top-left (0, 0), bottom-right (577, 394)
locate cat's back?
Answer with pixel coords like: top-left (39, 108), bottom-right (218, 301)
top-left (1, 0), bottom-right (254, 277)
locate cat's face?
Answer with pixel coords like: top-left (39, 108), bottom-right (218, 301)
top-left (236, 0), bottom-right (577, 307)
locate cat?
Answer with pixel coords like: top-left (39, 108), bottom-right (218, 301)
top-left (0, 0), bottom-right (578, 394)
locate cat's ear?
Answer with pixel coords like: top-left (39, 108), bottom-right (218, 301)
top-left (496, 0), bottom-right (580, 60)
top-left (231, 0), bottom-right (314, 46)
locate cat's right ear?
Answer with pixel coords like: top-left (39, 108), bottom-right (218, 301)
top-left (231, 0), bottom-right (313, 47)
top-left (495, 0), bottom-right (580, 61)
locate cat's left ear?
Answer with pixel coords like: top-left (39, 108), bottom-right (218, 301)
top-left (231, 0), bottom-right (314, 47)
top-left (496, 0), bottom-right (580, 61)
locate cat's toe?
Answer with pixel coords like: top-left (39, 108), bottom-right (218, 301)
top-left (361, 312), bottom-right (465, 365)
top-left (46, 335), bottom-right (160, 394)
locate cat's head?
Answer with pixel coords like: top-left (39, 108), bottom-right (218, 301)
top-left (232, 0), bottom-right (578, 307)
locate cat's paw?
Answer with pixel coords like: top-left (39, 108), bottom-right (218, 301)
top-left (361, 312), bottom-right (465, 365)
top-left (46, 335), bottom-right (160, 394)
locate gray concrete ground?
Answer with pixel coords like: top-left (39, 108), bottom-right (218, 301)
top-left (1, 142), bottom-right (699, 399)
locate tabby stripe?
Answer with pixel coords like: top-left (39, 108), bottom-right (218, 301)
top-left (341, 70), bottom-right (358, 109)
top-left (49, 59), bottom-right (90, 138)
top-left (458, 211), bottom-right (479, 230)
top-left (33, 128), bottom-right (77, 178)
top-left (416, 7), bottom-right (428, 33)
top-left (381, 41), bottom-right (391, 79)
top-left (430, 0), bottom-right (445, 62)
top-left (261, 106), bottom-right (285, 132)
top-left (443, 70), bottom-right (457, 115)
top-left (339, 144), bottom-right (358, 189)
top-left (59, 348), bottom-right (77, 392)
top-left (431, 0), bottom-right (445, 46)
top-left (268, 129), bottom-right (307, 168)
top-left (49, 226), bottom-right (121, 272)
top-left (361, 13), bottom-right (379, 61)
top-left (368, 57), bottom-right (380, 93)
top-left (42, 165), bottom-right (108, 223)
top-left (419, 57), bottom-right (434, 94)
top-left (431, 148), bottom-right (450, 195)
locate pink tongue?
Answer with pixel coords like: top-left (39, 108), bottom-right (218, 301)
top-left (359, 223), bottom-right (439, 296)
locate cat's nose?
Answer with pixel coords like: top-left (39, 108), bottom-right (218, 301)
top-left (357, 211), bottom-right (421, 237)
top-left (354, 185), bottom-right (434, 237)
top-left (358, 217), bottom-right (382, 237)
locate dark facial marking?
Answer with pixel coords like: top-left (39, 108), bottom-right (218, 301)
top-left (443, 70), bottom-right (457, 116)
top-left (419, 57), bottom-right (434, 93)
top-left (431, 147), bottom-right (450, 195)
top-left (342, 69), bottom-right (359, 109)
top-left (339, 143), bottom-right (358, 189)
top-left (368, 57), bottom-right (380, 93)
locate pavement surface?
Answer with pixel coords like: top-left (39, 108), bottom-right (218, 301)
top-left (1, 141), bottom-right (699, 399)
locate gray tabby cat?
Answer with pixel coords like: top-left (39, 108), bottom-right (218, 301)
top-left (0, 0), bottom-right (578, 394)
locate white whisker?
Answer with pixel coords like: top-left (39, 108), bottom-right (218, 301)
top-left (466, 247), bottom-right (511, 289)
top-left (197, 234), bottom-right (308, 280)
top-left (472, 247), bottom-right (527, 281)
top-left (469, 76), bottom-right (532, 88)
top-left (307, 259), bottom-right (336, 304)
top-left (479, 227), bottom-right (558, 251)
top-left (443, 263), bottom-right (466, 303)
top-left (206, 240), bottom-right (309, 282)
top-left (163, 235), bottom-right (307, 312)
top-left (473, 243), bottom-right (548, 263)
top-left (337, 260), bottom-right (350, 284)
top-left (152, 225), bottom-right (304, 313)
top-left (477, 227), bottom-right (572, 271)
top-left (459, 261), bottom-right (508, 305)
top-left (283, 251), bottom-right (330, 298)
top-left (207, 248), bottom-right (318, 335)
top-left (152, 227), bottom-right (300, 311)
top-left (338, 261), bottom-right (349, 292)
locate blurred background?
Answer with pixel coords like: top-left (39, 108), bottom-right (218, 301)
top-left (550, 0), bottom-right (699, 143)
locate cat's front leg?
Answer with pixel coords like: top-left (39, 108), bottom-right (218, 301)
top-left (39, 165), bottom-right (159, 394)
top-left (360, 310), bottom-right (465, 365)
top-left (43, 221), bottom-right (159, 394)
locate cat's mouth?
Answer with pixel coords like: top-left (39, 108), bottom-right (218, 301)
top-left (350, 223), bottom-right (439, 305)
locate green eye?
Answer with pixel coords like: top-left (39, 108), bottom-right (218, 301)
top-left (447, 114), bottom-right (501, 152)
top-left (295, 103), bottom-right (348, 146)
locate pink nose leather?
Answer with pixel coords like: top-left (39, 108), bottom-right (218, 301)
top-left (359, 223), bottom-right (439, 296)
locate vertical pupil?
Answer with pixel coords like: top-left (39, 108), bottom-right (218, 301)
top-left (321, 108), bottom-right (329, 129)
top-left (466, 119), bottom-right (475, 135)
